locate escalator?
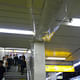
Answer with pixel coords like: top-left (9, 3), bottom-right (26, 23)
top-left (4, 61), bottom-right (32, 80)
top-left (4, 66), bottom-right (27, 80)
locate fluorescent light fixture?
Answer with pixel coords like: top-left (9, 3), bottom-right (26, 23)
top-left (56, 72), bottom-right (63, 76)
top-left (5, 50), bottom-right (12, 52)
top-left (0, 28), bottom-right (35, 35)
top-left (66, 18), bottom-right (80, 27)
top-left (28, 50), bottom-right (31, 53)
top-left (46, 57), bottom-right (66, 60)
top-left (73, 61), bottom-right (80, 67)
top-left (14, 50), bottom-right (27, 53)
top-left (5, 50), bottom-right (27, 53)
top-left (5, 48), bottom-right (27, 50)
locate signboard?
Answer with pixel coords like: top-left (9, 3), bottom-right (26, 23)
top-left (45, 65), bottom-right (75, 72)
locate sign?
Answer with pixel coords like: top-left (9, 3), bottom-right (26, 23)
top-left (45, 65), bottom-right (75, 72)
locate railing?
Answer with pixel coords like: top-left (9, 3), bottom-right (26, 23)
top-left (4, 65), bottom-right (27, 80)
top-left (3, 57), bottom-right (33, 80)
top-left (27, 60), bottom-right (32, 80)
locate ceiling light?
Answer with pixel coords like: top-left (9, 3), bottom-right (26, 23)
top-left (0, 28), bottom-right (35, 35)
top-left (14, 50), bottom-right (27, 53)
top-left (4, 50), bottom-right (27, 53)
top-left (66, 18), bottom-right (80, 27)
top-left (56, 72), bottom-right (63, 76)
top-left (46, 57), bottom-right (66, 60)
top-left (73, 61), bottom-right (80, 67)
top-left (28, 50), bottom-right (31, 53)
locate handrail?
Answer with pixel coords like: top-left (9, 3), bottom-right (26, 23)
top-left (4, 58), bottom-right (32, 80)
top-left (27, 61), bottom-right (32, 80)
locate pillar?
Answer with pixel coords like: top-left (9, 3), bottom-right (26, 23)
top-left (33, 42), bottom-right (46, 80)
top-left (0, 48), bottom-right (5, 60)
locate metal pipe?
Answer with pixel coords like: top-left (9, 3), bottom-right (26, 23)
top-left (31, 0), bottom-right (36, 36)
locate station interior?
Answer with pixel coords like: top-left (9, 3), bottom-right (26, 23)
top-left (0, 0), bottom-right (80, 80)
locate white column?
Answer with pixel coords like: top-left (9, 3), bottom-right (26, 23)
top-left (33, 42), bottom-right (46, 80)
top-left (0, 48), bottom-right (5, 60)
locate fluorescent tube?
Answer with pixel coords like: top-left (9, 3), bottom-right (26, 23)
top-left (46, 57), bottom-right (66, 60)
top-left (73, 61), bottom-right (80, 67)
top-left (0, 28), bottom-right (35, 35)
top-left (66, 18), bottom-right (80, 27)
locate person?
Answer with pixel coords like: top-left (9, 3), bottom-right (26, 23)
top-left (18, 56), bottom-right (22, 71)
top-left (14, 54), bottom-right (18, 65)
top-left (22, 54), bottom-right (25, 61)
top-left (6, 55), bottom-right (11, 70)
top-left (5, 55), bottom-right (9, 71)
top-left (3, 56), bottom-right (8, 72)
top-left (9, 54), bottom-right (13, 66)
top-left (3, 57), bottom-right (6, 67)
top-left (21, 56), bottom-right (26, 75)
top-left (0, 60), bottom-right (5, 80)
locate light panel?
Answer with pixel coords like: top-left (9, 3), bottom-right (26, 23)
top-left (56, 72), bottom-right (62, 76)
top-left (73, 61), bottom-right (80, 67)
top-left (5, 50), bottom-right (27, 53)
top-left (45, 50), bottom-right (71, 57)
top-left (0, 28), bottom-right (35, 35)
top-left (14, 50), bottom-right (27, 53)
top-left (66, 18), bottom-right (80, 27)
top-left (46, 57), bottom-right (66, 60)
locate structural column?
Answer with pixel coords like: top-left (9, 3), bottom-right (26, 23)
top-left (33, 42), bottom-right (46, 80)
top-left (0, 48), bottom-right (5, 60)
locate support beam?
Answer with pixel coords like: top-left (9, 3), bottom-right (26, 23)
top-left (33, 42), bottom-right (46, 80)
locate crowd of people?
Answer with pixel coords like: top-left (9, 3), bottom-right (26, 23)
top-left (0, 54), bottom-right (27, 80)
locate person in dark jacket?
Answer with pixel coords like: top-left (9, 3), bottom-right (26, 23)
top-left (18, 56), bottom-right (22, 71)
top-left (21, 56), bottom-right (26, 75)
top-left (14, 54), bottom-right (18, 65)
top-left (0, 60), bottom-right (5, 80)
top-left (22, 54), bottom-right (25, 61)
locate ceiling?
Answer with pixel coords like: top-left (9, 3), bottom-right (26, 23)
top-left (0, 0), bottom-right (80, 63)
top-left (0, 0), bottom-right (64, 47)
